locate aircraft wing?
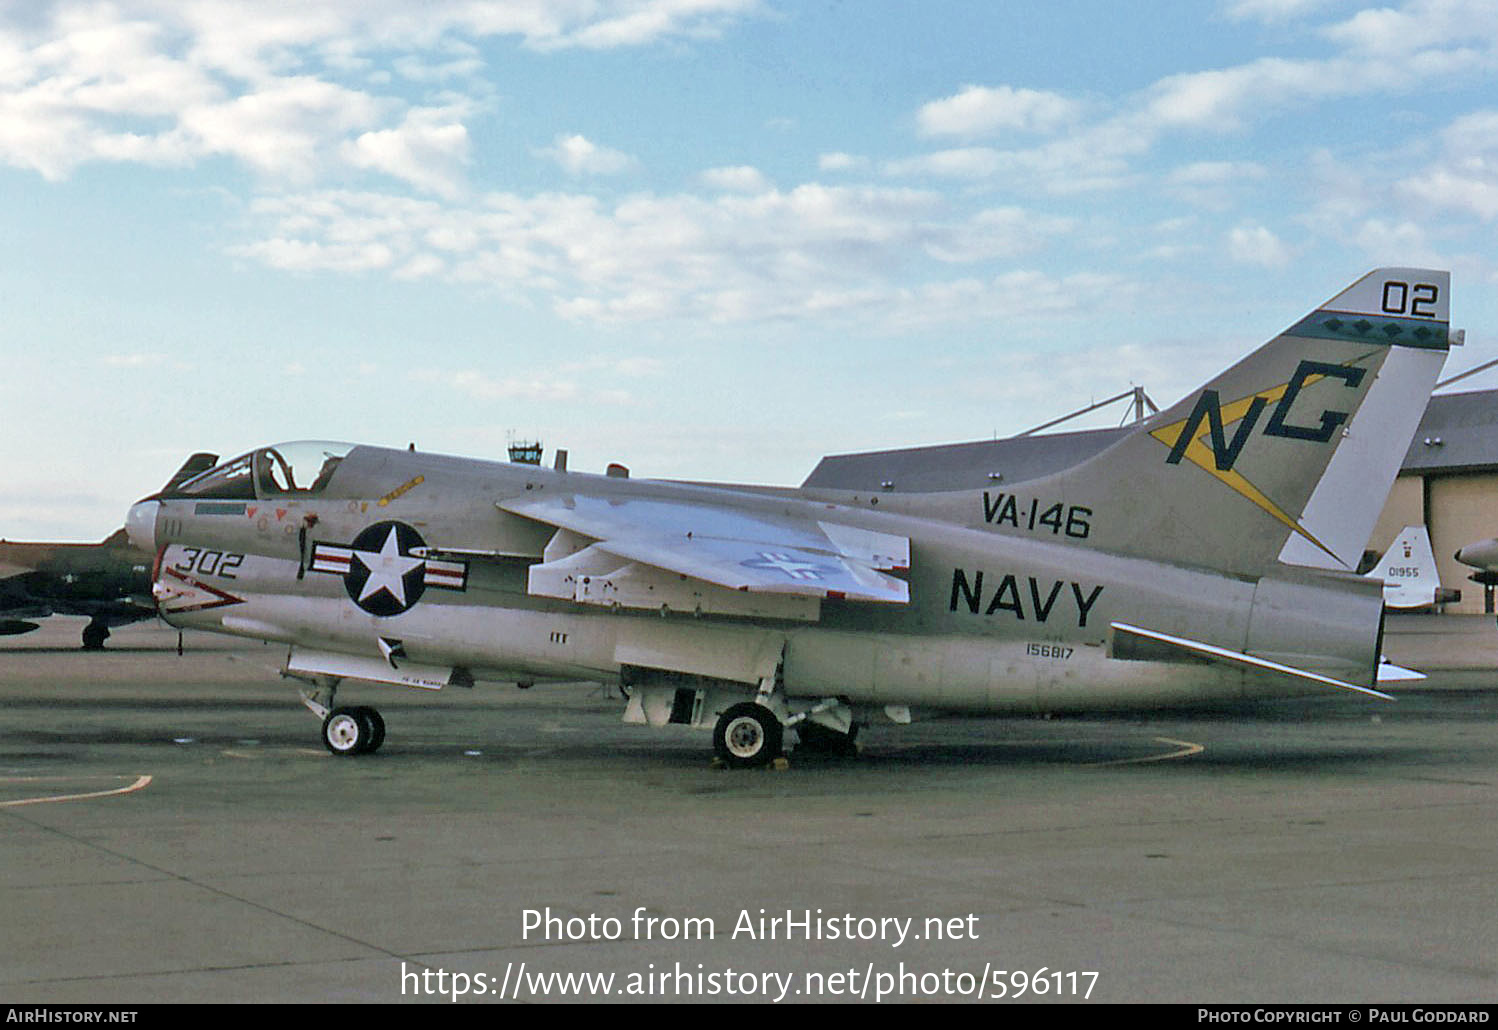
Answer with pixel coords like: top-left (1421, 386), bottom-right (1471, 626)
top-left (500, 494), bottom-right (909, 619)
top-left (0, 558), bottom-right (34, 581)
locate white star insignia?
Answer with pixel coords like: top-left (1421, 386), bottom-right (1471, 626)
top-left (353, 526), bottom-right (424, 608)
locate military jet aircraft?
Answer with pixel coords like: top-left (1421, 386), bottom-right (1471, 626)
top-left (0, 529), bottom-right (155, 648)
top-left (125, 269), bottom-right (1453, 764)
top-left (1453, 534), bottom-right (1498, 606)
top-left (1, 453), bottom-right (216, 648)
top-left (1364, 525), bottom-right (1460, 611)
top-left (1453, 535), bottom-right (1498, 618)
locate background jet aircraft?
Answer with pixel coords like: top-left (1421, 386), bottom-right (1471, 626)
top-left (125, 270), bottom-right (1451, 764)
top-left (0, 529), bottom-right (154, 648)
top-left (0, 452), bottom-right (217, 648)
top-left (1454, 536), bottom-right (1498, 592)
top-left (1364, 525), bottom-right (1460, 611)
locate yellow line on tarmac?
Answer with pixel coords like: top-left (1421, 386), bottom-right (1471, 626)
top-left (1086, 737), bottom-right (1205, 767)
top-left (0, 774), bottom-right (154, 808)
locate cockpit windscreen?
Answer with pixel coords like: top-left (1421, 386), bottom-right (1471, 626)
top-left (172, 442), bottom-right (355, 499)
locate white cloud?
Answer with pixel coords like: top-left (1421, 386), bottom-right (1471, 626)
top-left (102, 353), bottom-right (168, 368)
top-left (537, 134), bottom-right (637, 177)
top-left (0, 2), bottom-right (764, 184)
top-left (818, 152), bottom-right (866, 172)
top-left (1145, 58), bottom-right (1340, 132)
top-left (885, 147), bottom-right (1004, 179)
top-left (888, 2), bottom-right (1497, 196)
top-left (1322, 0), bottom-right (1498, 56)
top-left (700, 165), bottom-right (770, 192)
top-left (179, 76), bottom-right (388, 181)
top-left (231, 234), bottom-right (397, 273)
top-left (420, 366), bottom-right (647, 405)
top-left (917, 84), bottom-right (1081, 138)
top-left (1228, 224), bottom-right (1292, 267)
top-left (343, 107), bottom-right (471, 198)
top-left (1167, 160), bottom-right (1268, 209)
top-left (394, 253), bottom-right (447, 279)
top-left (560, 356), bottom-right (666, 377)
top-left (1224, 0), bottom-right (1343, 22)
top-left (885, 131), bottom-right (1140, 194)
top-left (1145, 5), bottom-right (1496, 132)
top-left (1399, 170), bottom-right (1498, 221)
top-left (921, 207), bottom-right (1077, 263)
top-left (1397, 110), bottom-right (1498, 221)
top-left (564, 0), bottom-right (757, 50)
top-left (443, 371), bottom-right (583, 402)
top-left (1352, 218), bottom-right (1436, 262)
top-left (230, 184), bottom-right (1103, 328)
top-left (1168, 161), bottom-right (1267, 185)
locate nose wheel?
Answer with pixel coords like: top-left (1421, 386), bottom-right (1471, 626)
top-left (81, 620), bottom-right (110, 650)
top-left (322, 706), bottom-right (385, 756)
top-left (712, 702), bottom-right (783, 768)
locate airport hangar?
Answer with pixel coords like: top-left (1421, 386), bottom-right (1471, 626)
top-left (801, 387), bottom-right (1498, 616)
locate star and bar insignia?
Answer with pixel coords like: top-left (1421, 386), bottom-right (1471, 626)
top-left (310, 521), bottom-right (467, 616)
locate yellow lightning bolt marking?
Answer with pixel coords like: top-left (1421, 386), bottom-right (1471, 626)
top-left (1149, 374), bottom-right (1344, 564)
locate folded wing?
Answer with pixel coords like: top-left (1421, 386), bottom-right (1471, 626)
top-left (500, 494), bottom-right (909, 622)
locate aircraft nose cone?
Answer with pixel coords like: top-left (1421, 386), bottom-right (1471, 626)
top-left (126, 500), bottom-right (159, 552)
top-left (1454, 538), bottom-right (1498, 570)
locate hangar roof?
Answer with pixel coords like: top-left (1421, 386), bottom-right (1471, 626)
top-left (1399, 389), bottom-right (1498, 476)
top-left (802, 425), bottom-right (1127, 493)
top-left (802, 389), bottom-right (1498, 493)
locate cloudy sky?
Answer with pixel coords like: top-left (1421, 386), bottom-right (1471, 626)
top-left (4, 0), bottom-right (1497, 539)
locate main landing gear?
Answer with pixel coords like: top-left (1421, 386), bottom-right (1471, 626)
top-left (794, 719), bottom-right (860, 757)
top-left (712, 702), bottom-right (783, 769)
top-left (81, 620), bottom-right (110, 650)
top-left (710, 698), bottom-right (860, 768)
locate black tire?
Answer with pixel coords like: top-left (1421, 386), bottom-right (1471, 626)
top-left (712, 702), bottom-right (783, 768)
top-left (354, 707), bottom-right (386, 753)
top-left (322, 707), bottom-right (373, 756)
top-left (795, 720), bottom-right (859, 757)
top-left (81, 622), bottom-right (109, 650)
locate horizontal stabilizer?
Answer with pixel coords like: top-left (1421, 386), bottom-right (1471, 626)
top-left (1110, 622), bottom-right (1394, 701)
top-left (1376, 660), bottom-right (1426, 683)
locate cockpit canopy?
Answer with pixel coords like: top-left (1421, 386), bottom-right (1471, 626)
top-left (170, 442), bottom-right (355, 499)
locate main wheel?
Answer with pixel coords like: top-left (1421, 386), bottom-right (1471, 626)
top-left (713, 702), bottom-right (783, 769)
top-left (322, 706), bottom-right (379, 756)
top-left (795, 720), bottom-right (859, 757)
top-left (81, 622), bottom-right (109, 650)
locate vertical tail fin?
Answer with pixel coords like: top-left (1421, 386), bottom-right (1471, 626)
top-left (976, 269), bottom-right (1453, 577)
top-left (160, 452), bottom-right (219, 495)
top-left (1366, 525), bottom-right (1458, 609)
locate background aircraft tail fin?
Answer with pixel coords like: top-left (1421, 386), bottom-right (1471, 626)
top-left (1366, 524), bottom-right (1458, 610)
top-left (159, 452), bottom-right (219, 495)
top-left (956, 269), bottom-right (1452, 578)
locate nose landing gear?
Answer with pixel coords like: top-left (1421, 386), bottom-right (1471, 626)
top-left (321, 706), bottom-right (386, 756)
top-left (298, 678), bottom-right (386, 756)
